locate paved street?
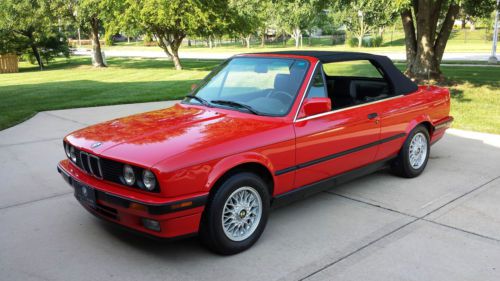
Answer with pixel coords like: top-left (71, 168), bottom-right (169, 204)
top-left (74, 48), bottom-right (497, 62)
top-left (1, 101), bottom-right (500, 281)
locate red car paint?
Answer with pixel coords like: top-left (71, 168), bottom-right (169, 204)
top-left (57, 53), bottom-right (452, 238)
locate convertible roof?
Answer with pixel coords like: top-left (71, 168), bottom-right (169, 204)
top-left (255, 51), bottom-right (418, 95)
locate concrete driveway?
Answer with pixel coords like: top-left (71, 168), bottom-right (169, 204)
top-left (1, 101), bottom-right (499, 281)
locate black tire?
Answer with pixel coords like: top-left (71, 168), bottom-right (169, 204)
top-left (199, 172), bottom-right (270, 255)
top-left (391, 125), bottom-right (430, 178)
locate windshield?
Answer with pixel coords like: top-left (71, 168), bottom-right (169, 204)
top-left (186, 57), bottom-right (309, 116)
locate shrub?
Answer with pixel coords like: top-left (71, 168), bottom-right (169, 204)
top-left (371, 36), bottom-right (383, 47)
top-left (104, 32), bottom-right (114, 46)
top-left (348, 37), bottom-right (359, 47)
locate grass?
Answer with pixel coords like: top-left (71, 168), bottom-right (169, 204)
top-left (441, 66), bottom-right (500, 134)
top-left (0, 57), bottom-right (499, 134)
top-left (0, 57), bottom-right (221, 130)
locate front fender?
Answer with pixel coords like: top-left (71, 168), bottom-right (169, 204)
top-left (204, 152), bottom-right (275, 192)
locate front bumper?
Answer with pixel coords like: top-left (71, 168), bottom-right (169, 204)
top-left (58, 160), bottom-right (208, 238)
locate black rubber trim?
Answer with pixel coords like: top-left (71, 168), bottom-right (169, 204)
top-left (58, 165), bottom-right (207, 215)
top-left (433, 116), bottom-right (454, 130)
top-left (275, 133), bottom-right (405, 176)
top-left (80, 202), bottom-right (198, 241)
top-left (272, 156), bottom-right (395, 208)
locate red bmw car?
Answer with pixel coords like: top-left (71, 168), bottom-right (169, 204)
top-left (58, 51), bottom-right (453, 254)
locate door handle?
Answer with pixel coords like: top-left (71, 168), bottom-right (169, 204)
top-left (367, 113), bottom-right (378, 120)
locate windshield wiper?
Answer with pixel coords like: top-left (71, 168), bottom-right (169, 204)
top-left (211, 100), bottom-right (262, 115)
top-left (185, 94), bottom-right (211, 107)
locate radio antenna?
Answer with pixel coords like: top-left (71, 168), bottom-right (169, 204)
top-left (427, 68), bottom-right (430, 90)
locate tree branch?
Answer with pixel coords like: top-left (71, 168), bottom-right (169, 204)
top-left (434, 1), bottom-right (460, 63)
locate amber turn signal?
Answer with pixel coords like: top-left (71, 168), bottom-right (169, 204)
top-left (170, 201), bottom-right (193, 210)
top-left (129, 202), bottom-right (147, 211)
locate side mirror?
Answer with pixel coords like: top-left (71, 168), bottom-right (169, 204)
top-left (299, 97), bottom-right (331, 119)
top-left (191, 84), bottom-right (197, 91)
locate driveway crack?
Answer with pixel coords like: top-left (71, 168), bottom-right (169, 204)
top-left (0, 192), bottom-right (72, 211)
top-left (301, 174), bottom-right (500, 280)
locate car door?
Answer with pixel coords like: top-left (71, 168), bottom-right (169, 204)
top-left (293, 65), bottom-right (381, 188)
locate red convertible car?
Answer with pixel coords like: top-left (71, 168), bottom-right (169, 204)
top-left (58, 51), bottom-right (452, 254)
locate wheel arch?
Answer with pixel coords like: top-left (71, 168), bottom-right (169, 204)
top-left (204, 153), bottom-right (275, 200)
top-left (405, 115), bottom-right (434, 136)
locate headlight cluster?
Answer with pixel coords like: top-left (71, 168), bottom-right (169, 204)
top-left (63, 141), bottom-right (159, 192)
top-left (122, 164), bottom-right (158, 192)
top-left (64, 142), bottom-right (77, 163)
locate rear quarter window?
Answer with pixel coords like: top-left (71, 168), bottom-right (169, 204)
top-left (323, 60), bottom-right (383, 78)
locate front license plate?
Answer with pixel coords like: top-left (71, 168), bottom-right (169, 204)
top-left (74, 181), bottom-right (96, 208)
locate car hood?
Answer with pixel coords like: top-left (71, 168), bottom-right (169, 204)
top-left (65, 103), bottom-right (288, 168)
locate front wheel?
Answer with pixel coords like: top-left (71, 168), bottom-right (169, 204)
top-left (200, 172), bottom-right (270, 255)
top-left (392, 125), bottom-right (430, 178)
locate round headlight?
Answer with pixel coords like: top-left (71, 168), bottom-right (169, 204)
top-left (123, 165), bottom-right (136, 186)
top-left (69, 146), bottom-right (77, 162)
top-left (142, 170), bottom-right (156, 191)
top-left (64, 143), bottom-right (71, 158)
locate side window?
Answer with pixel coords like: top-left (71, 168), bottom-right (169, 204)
top-left (306, 67), bottom-right (327, 98)
top-left (322, 60), bottom-right (392, 110)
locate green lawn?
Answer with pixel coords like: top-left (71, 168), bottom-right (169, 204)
top-left (0, 57), bottom-right (499, 134)
top-left (99, 28), bottom-right (494, 53)
top-left (0, 58), bottom-right (221, 130)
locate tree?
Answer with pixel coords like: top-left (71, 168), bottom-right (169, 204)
top-left (228, 0), bottom-right (262, 48)
top-left (330, 0), bottom-right (398, 48)
top-left (227, 0), bottom-right (274, 48)
top-left (125, 0), bottom-right (227, 70)
top-left (399, 0), bottom-right (497, 80)
top-left (275, 0), bottom-right (327, 48)
top-left (72, 0), bottom-right (122, 67)
top-left (0, 0), bottom-right (69, 69)
top-left (461, 0), bottom-right (498, 30)
top-left (194, 0), bottom-right (231, 49)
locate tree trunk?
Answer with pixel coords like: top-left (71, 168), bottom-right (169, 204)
top-left (401, 9), bottom-right (417, 73)
top-left (357, 35), bottom-right (363, 47)
top-left (30, 43), bottom-right (44, 70)
top-left (245, 35), bottom-right (251, 48)
top-left (461, 15), bottom-right (466, 29)
top-left (170, 44), bottom-right (182, 70)
top-left (90, 17), bottom-right (106, 67)
top-left (26, 31), bottom-right (44, 70)
top-left (469, 20), bottom-right (476, 31)
top-left (261, 32), bottom-right (265, 47)
top-left (400, 1), bottom-right (459, 81)
top-left (154, 29), bottom-right (184, 70)
top-left (293, 27), bottom-right (301, 48)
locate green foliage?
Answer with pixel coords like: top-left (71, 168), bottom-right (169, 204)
top-left (273, 0), bottom-right (327, 47)
top-left (0, 0), bottom-right (69, 67)
top-left (348, 37), bottom-right (359, 47)
top-left (104, 31), bottom-right (115, 46)
top-left (369, 36), bottom-right (383, 47)
top-left (462, 0), bottom-right (498, 19)
top-left (227, 0), bottom-right (265, 38)
top-left (123, 0), bottom-right (232, 68)
top-left (329, 0), bottom-right (398, 47)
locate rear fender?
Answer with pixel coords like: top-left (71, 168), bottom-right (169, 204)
top-left (404, 114), bottom-right (433, 136)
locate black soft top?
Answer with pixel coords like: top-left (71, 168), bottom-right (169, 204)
top-left (254, 51), bottom-right (418, 95)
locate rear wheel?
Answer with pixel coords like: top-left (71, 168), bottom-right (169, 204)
top-left (392, 125), bottom-right (430, 178)
top-left (200, 172), bottom-right (270, 255)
